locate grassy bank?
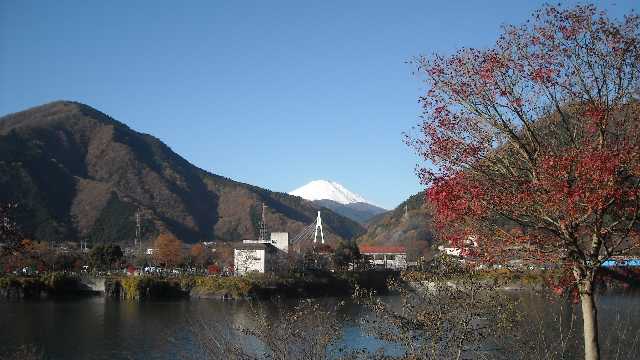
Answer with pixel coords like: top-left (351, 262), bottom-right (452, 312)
top-left (0, 273), bottom-right (94, 299)
top-left (100, 270), bottom-right (398, 301)
top-left (104, 276), bottom-right (189, 300)
top-left (2, 270), bottom-right (400, 301)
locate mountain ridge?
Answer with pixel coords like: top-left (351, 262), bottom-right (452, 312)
top-left (313, 199), bottom-right (387, 225)
top-left (357, 190), bottom-right (435, 259)
top-left (0, 101), bottom-right (365, 245)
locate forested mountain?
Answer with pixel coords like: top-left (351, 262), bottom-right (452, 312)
top-left (312, 199), bottom-right (387, 224)
top-left (0, 101), bottom-right (364, 245)
top-left (357, 191), bottom-right (436, 258)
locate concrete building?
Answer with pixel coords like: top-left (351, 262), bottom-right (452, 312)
top-left (242, 232), bottom-right (289, 253)
top-left (359, 245), bottom-right (408, 270)
top-left (234, 232), bottom-right (290, 275)
top-left (233, 243), bottom-right (279, 275)
top-left (269, 232), bottom-right (289, 253)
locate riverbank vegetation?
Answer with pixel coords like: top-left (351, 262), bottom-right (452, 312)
top-left (182, 274), bottom-right (639, 359)
top-left (0, 272), bottom-right (92, 299)
top-left (2, 256), bottom-right (638, 301)
top-left (98, 270), bottom-right (397, 301)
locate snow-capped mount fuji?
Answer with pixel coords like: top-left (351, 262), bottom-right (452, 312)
top-left (290, 180), bottom-right (368, 205)
top-left (289, 180), bottom-right (388, 224)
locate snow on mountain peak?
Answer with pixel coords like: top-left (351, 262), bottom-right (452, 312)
top-left (289, 180), bottom-right (369, 205)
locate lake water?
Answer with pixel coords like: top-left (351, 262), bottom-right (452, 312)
top-left (0, 291), bottom-right (638, 359)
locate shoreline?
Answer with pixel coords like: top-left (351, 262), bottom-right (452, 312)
top-left (0, 270), bottom-right (400, 301)
top-left (3, 268), bottom-right (638, 301)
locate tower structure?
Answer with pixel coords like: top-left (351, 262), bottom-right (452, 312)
top-left (258, 203), bottom-right (269, 241)
top-left (313, 211), bottom-right (325, 244)
top-left (135, 210), bottom-right (142, 250)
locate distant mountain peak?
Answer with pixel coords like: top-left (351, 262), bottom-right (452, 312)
top-left (289, 180), bottom-right (370, 205)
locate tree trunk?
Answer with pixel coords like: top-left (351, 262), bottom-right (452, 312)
top-left (579, 279), bottom-right (600, 360)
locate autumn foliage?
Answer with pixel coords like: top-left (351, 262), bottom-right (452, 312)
top-left (409, 6), bottom-right (640, 359)
top-left (410, 4), bottom-right (640, 273)
top-left (153, 233), bottom-right (183, 267)
top-left (190, 243), bottom-right (208, 267)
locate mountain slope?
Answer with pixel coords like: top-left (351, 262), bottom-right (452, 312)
top-left (0, 101), bottom-right (364, 245)
top-left (357, 191), bottom-right (435, 259)
top-left (313, 199), bottom-right (387, 225)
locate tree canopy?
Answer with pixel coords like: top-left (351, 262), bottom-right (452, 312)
top-left (88, 244), bottom-right (123, 270)
top-left (153, 233), bottom-right (183, 267)
top-left (333, 240), bottom-right (361, 269)
top-left (409, 5), bottom-right (640, 360)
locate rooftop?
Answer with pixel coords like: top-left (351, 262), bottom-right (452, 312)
top-left (234, 242), bottom-right (278, 251)
top-left (359, 245), bottom-right (406, 254)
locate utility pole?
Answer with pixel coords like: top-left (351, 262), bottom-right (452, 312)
top-left (135, 210), bottom-right (142, 251)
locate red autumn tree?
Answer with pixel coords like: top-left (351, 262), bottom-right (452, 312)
top-left (408, 5), bottom-right (640, 360)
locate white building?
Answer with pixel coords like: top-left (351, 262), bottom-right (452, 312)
top-left (242, 232), bottom-right (289, 253)
top-left (359, 246), bottom-right (408, 270)
top-left (234, 243), bottom-right (279, 275)
top-left (234, 232), bottom-right (290, 275)
top-left (269, 232), bottom-right (289, 253)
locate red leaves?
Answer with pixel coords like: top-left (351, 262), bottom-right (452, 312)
top-left (208, 264), bottom-right (221, 274)
top-left (479, 52), bottom-right (505, 82)
top-left (427, 65), bottom-right (444, 77)
top-left (425, 143), bottom-right (640, 265)
top-left (531, 67), bottom-right (554, 84)
top-left (582, 104), bottom-right (607, 134)
top-left (511, 98), bottom-right (523, 107)
top-left (410, 3), bottom-right (640, 275)
top-left (559, 25), bottom-right (579, 40)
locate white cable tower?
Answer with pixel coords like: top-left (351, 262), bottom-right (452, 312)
top-left (313, 211), bottom-right (325, 245)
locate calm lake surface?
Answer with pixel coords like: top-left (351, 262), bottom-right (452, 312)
top-left (0, 291), bottom-right (638, 359)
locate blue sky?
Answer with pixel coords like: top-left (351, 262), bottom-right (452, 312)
top-left (1, 1), bottom-right (637, 209)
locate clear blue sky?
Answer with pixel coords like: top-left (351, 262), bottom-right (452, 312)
top-left (1, 1), bottom-right (636, 209)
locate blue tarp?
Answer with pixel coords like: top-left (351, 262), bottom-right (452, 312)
top-left (601, 259), bottom-right (640, 267)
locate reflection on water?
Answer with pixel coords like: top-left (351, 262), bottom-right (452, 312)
top-left (515, 291), bottom-right (640, 359)
top-left (0, 291), bottom-right (638, 359)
